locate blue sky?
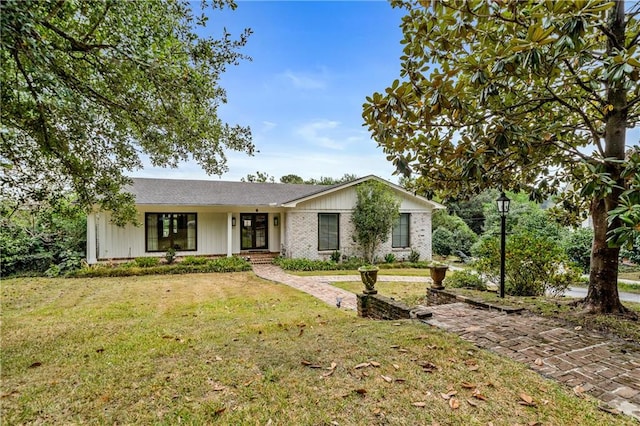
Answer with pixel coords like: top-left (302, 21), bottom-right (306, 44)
top-left (136, 0), bottom-right (407, 183)
top-left (134, 1), bottom-right (639, 184)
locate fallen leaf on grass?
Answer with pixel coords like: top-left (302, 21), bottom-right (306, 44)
top-left (573, 385), bottom-right (585, 398)
top-left (440, 391), bottom-right (457, 400)
top-left (448, 398), bottom-right (460, 409)
top-left (534, 358), bottom-right (544, 366)
top-left (412, 401), bottom-right (426, 407)
top-left (328, 362), bottom-right (337, 370)
top-left (354, 362), bottom-right (371, 369)
top-left (381, 375), bottom-right (393, 383)
top-left (370, 361), bottom-right (381, 367)
top-left (28, 362), bottom-right (42, 369)
top-left (467, 365), bottom-right (480, 371)
top-left (298, 328), bottom-right (304, 337)
top-left (322, 369), bottom-right (335, 378)
top-left (354, 388), bottom-right (367, 395)
top-left (301, 360), bottom-right (322, 368)
top-left (214, 407), bottom-right (226, 416)
top-left (461, 382), bottom-right (475, 389)
top-left (519, 393), bottom-right (535, 406)
top-left (472, 389), bottom-right (488, 401)
top-left (373, 407), bottom-right (382, 415)
top-left (393, 364), bottom-right (400, 370)
top-left (466, 398), bottom-right (478, 407)
top-left (528, 422), bottom-right (542, 426)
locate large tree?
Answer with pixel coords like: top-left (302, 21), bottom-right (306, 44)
top-left (363, 0), bottom-right (640, 314)
top-left (1, 0), bottom-right (254, 224)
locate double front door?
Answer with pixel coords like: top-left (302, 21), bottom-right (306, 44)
top-left (240, 213), bottom-right (268, 250)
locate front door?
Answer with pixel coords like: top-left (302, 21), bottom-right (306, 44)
top-left (240, 213), bottom-right (268, 250)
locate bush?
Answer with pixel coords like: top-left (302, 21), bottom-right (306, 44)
top-left (474, 231), bottom-right (578, 297)
top-left (446, 270), bottom-right (487, 291)
top-left (69, 256), bottom-right (251, 278)
top-left (384, 253), bottom-right (396, 264)
top-left (135, 257), bottom-right (160, 267)
top-left (408, 249), bottom-right (420, 263)
top-left (432, 227), bottom-right (454, 256)
top-left (563, 228), bottom-right (593, 273)
top-left (330, 250), bottom-right (341, 263)
top-left (181, 256), bottom-right (208, 266)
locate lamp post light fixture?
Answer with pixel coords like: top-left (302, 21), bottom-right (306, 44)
top-left (496, 192), bottom-right (511, 298)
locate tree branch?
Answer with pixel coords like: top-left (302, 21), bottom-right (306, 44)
top-left (39, 20), bottom-right (114, 52)
top-left (11, 50), bottom-right (50, 150)
top-left (562, 59), bottom-right (605, 104)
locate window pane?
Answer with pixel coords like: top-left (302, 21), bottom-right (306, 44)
top-left (318, 214), bottom-right (339, 251)
top-left (392, 213), bottom-right (410, 248)
top-left (146, 213), bottom-right (197, 252)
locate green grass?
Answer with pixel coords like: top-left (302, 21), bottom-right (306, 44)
top-left (2, 274), bottom-right (635, 425)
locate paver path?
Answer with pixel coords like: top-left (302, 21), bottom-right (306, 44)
top-left (253, 265), bottom-right (640, 421)
top-left (424, 303), bottom-right (640, 420)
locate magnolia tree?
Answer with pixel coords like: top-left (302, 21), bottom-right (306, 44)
top-left (1, 0), bottom-right (254, 224)
top-left (351, 181), bottom-right (400, 264)
top-left (363, 0), bottom-right (640, 314)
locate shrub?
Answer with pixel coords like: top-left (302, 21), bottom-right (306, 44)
top-left (384, 253), bottom-right (396, 264)
top-left (408, 249), bottom-right (420, 263)
top-left (135, 257), bottom-right (160, 267)
top-left (447, 270), bottom-right (487, 291)
top-left (474, 231), bottom-right (577, 297)
top-left (563, 228), bottom-right (593, 273)
top-left (181, 256), bottom-right (208, 266)
top-left (432, 227), bottom-right (454, 256)
top-left (165, 247), bottom-right (176, 264)
top-left (69, 256), bottom-right (251, 278)
top-left (330, 250), bottom-right (341, 263)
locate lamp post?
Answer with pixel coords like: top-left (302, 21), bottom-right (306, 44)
top-left (496, 192), bottom-right (510, 298)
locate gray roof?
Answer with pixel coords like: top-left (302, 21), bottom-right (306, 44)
top-left (127, 177), bottom-right (338, 206)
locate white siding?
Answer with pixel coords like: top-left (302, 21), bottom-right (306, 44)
top-left (91, 206), bottom-right (284, 261)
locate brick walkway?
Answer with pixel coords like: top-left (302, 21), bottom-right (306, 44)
top-left (424, 303), bottom-right (640, 420)
top-left (253, 265), bottom-right (640, 421)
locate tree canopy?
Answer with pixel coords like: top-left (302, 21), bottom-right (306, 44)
top-left (1, 0), bottom-right (254, 224)
top-left (363, 0), bottom-right (640, 313)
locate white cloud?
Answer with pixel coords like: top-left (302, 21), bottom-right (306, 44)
top-left (295, 119), bottom-right (342, 150)
top-left (280, 69), bottom-right (327, 90)
top-left (261, 121), bottom-right (277, 132)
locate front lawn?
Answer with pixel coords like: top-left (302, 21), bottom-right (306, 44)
top-left (1, 273), bottom-right (633, 425)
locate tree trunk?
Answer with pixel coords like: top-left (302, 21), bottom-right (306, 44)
top-left (581, 0), bottom-right (627, 314)
top-left (583, 198), bottom-right (626, 314)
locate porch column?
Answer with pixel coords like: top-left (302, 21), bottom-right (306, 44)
top-left (227, 212), bottom-right (233, 257)
top-left (86, 212), bottom-right (97, 264)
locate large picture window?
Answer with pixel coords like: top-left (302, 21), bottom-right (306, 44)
top-left (318, 213), bottom-right (339, 251)
top-left (146, 213), bottom-right (197, 252)
top-left (392, 213), bottom-right (410, 248)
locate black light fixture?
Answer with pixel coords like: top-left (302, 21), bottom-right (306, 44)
top-left (274, 216), bottom-right (279, 227)
top-left (232, 217), bottom-right (236, 227)
top-left (496, 192), bottom-right (510, 298)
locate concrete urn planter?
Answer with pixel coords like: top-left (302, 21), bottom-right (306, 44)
top-left (429, 265), bottom-right (449, 289)
top-left (358, 266), bottom-right (379, 294)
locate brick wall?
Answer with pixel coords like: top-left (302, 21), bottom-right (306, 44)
top-left (283, 210), bottom-right (434, 262)
top-left (357, 293), bottom-right (432, 320)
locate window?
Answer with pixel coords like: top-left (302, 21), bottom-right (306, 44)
top-left (392, 213), bottom-right (410, 248)
top-left (146, 213), bottom-right (197, 252)
top-left (318, 213), bottom-right (339, 251)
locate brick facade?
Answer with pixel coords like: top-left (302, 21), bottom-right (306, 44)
top-left (283, 210), bottom-right (434, 262)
